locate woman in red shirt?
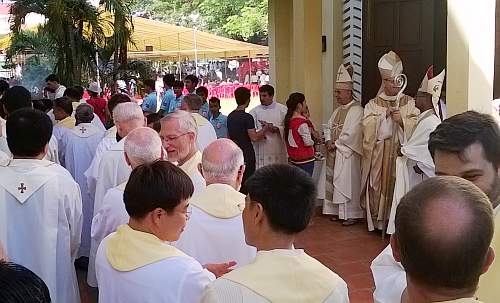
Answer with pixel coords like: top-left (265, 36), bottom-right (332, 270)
top-left (284, 92), bottom-right (316, 176)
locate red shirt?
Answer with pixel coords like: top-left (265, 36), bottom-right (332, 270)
top-left (286, 116), bottom-right (315, 161)
top-left (87, 97), bottom-right (107, 123)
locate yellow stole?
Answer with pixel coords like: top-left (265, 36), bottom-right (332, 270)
top-left (192, 112), bottom-right (209, 127)
top-left (190, 184), bottom-right (245, 219)
top-left (106, 224), bottom-right (187, 272)
top-left (223, 250), bottom-right (344, 302)
top-left (476, 211), bottom-right (500, 301)
top-left (180, 151), bottom-right (202, 176)
top-left (57, 116), bottom-right (76, 129)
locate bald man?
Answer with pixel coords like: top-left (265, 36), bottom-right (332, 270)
top-left (87, 102), bottom-right (146, 287)
top-left (174, 139), bottom-right (256, 267)
top-left (160, 110), bottom-right (206, 193)
top-left (183, 94), bottom-right (217, 152)
top-left (61, 103), bottom-right (105, 259)
top-left (89, 127), bottom-right (164, 287)
top-left (392, 176), bottom-right (494, 303)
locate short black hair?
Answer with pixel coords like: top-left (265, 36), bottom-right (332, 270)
top-left (173, 80), bottom-right (184, 89)
top-left (107, 93), bottom-right (131, 113)
top-left (235, 87), bottom-right (251, 106)
top-left (259, 84), bottom-right (274, 96)
top-left (124, 161), bottom-right (194, 218)
top-left (63, 87), bottom-right (81, 100)
top-left (209, 97), bottom-right (220, 106)
top-left (144, 79), bottom-right (156, 90)
top-left (45, 74), bottom-right (59, 83)
top-left (53, 97), bottom-right (73, 115)
top-left (395, 176), bottom-right (494, 291)
top-left (0, 80), bottom-right (9, 94)
top-left (163, 74), bottom-right (175, 87)
top-left (184, 74), bottom-right (199, 86)
top-left (0, 261), bottom-right (51, 303)
top-left (245, 164), bottom-right (317, 234)
top-left (3, 86), bottom-right (32, 114)
top-left (428, 111), bottom-right (500, 168)
top-left (74, 86), bottom-right (85, 99)
top-left (6, 108), bottom-right (52, 157)
top-left (195, 86), bottom-right (208, 97)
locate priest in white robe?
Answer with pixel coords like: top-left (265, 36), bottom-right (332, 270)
top-left (361, 51), bottom-right (420, 231)
top-left (183, 93), bottom-right (217, 152)
top-left (87, 102), bottom-right (145, 287)
top-left (387, 66), bottom-right (445, 234)
top-left (160, 110), bottom-right (206, 192)
top-left (90, 127), bottom-right (163, 286)
top-left (201, 164), bottom-right (349, 303)
top-left (0, 108), bottom-right (82, 303)
top-left (96, 161), bottom-right (235, 303)
top-left (62, 104), bottom-right (105, 258)
top-left (322, 63), bottom-right (364, 225)
top-left (250, 85), bottom-right (287, 169)
top-left (0, 86), bottom-right (59, 164)
top-left (174, 139), bottom-right (256, 267)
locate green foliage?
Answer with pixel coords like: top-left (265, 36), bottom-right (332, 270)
top-left (223, 0), bottom-right (268, 43)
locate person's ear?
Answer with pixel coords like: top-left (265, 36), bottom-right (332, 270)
top-left (151, 208), bottom-right (165, 227)
top-left (481, 247), bottom-right (495, 274)
top-left (390, 234), bottom-right (402, 263)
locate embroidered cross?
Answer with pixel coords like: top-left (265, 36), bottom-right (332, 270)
top-left (79, 126), bottom-right (87, 134)
top-left (18, 183), bottom-right (26, 194)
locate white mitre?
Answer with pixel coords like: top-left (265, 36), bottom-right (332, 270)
top-left (335, 64), bottom-right (354, 90)
top-left (418, 66), bottom-right (445, 119)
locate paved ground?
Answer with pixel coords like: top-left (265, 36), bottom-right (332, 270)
top-left (78, 211), bottom-right (388, 303)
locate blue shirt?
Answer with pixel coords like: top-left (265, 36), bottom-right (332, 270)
top-left (210, 113), bottom-right (228, 138)
top-left (199, 102), bottom-right (211, 120)
top-left (141, 92), bottom-right (158, 113)
top-left (160, 88), bottom-right (176, 114)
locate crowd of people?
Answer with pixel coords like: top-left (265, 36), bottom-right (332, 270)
top-left (0, 49), bottom-right (498, 303)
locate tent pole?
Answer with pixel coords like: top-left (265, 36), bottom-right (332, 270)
top-left (194, 27), bottom-right (199, 77)
top-left (177, 33), bottom-right (181, 80)
top-left (248, 51), bottom-right (252, 83)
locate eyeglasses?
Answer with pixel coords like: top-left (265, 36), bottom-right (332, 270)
top-left (160, 132), bottom-right (189, 143)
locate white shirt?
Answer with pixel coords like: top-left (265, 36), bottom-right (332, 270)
top-left (287, 122), bottom-right (314, 148)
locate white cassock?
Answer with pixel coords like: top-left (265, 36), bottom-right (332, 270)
top-left (387, 110), bottom-right (440, 234)
top-left (192, 113), bottom-right (217, 152)
top-left (84, 126), bottom-right (118, 203)
top-left (201, 249), bottom-right (349, 303)
top-left (0, 117), bottom-right (59, 164)
top-left (87, 137), bottom-right (131, 287)
top-left (179, 151), bottom-right (206, 193)
top-left (47, 106), bottom-right (105, 131)
top-left (174, 183), bottom-right (256, 266)
top-left (90, 181), bottom-right (128, 286)
top-left (322, 101), bottom-right (364, 219)
top-left (249, 102), bottom-right (288, 169)
top-left (96, 224), bottom-right (215, 303)
top-left (0, 159), bottom-right (82, 303)
top-left (62, 123), bottom-right (105, 257)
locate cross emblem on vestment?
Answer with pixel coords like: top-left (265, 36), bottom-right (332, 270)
top-left (79, 126), bottom-right (87, 134)
top-left (18, 183), bottom-right (26, 193)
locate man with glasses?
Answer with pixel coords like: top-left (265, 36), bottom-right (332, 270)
top-left (160, 110), bottom-right (206, 192)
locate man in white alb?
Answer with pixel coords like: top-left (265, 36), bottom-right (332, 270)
top-left (250, 85), bottom-right (287, 169)
top-left (0, 108), bottom-right (82, 303)
top-left (174, 139), bottom-right (256, 266)
top-left (201, 164), bottom-right (349, 303)
top-left (387, 66), bottom-right (445, 234)
top-left (62, 104), bottom-right (105, 258)
top-left (45, 74), bottom-right (66, 100)
top-left (182, 93), bottom-right (217, 152)
top-left (160, 110), bottom-right (206, 192)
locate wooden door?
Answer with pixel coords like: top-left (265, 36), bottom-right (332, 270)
top-left (362, 0), bottom-right (446, 104)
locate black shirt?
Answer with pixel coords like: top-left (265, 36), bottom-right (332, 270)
top-left (227, 109), bottom-right (256, 164)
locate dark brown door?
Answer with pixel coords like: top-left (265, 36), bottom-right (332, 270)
top-left (362, 0), bottom-right (446, 105)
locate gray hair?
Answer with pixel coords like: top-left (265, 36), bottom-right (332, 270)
top-left (124, 127), bottom-right (163, 165)
top-left (183, 93), bottom-right (203, 111)
top-left (113, 102), bottom-right (144, 123)
top-left (75, 103), bottom-right (94, 124)
top-left (202, 139), bottom-right (244, 183)
top-left (161, 110), bottom-right (198, 136)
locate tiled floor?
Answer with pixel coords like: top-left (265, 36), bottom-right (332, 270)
top-left (79, 212), bottom-right (388, 303)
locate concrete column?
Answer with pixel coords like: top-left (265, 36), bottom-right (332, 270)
top-left (447, 0), bottom-right (496, 115)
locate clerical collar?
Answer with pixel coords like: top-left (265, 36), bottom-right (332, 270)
top-left (379, 92), bottom-right (398, 101)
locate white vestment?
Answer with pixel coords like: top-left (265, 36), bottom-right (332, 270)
top-left (62, 123), bottom-right (105, 257)
top-left (88, 138), bottom-right (130, 287)
top-left (174, 184), bottom-right (256, 267)
top-left (387, 110), bottom-right (440, 234)
top-left (249, 102), bottom-right (288, 169)
top-left (201, 249), bottom-right (349, 303)
top-left (192, 113), bottom-right (217, 152)
top-left (0, 128), bottom-right (59, 164)
top-left (179, 151), bottom-right (206, 193)
top-left (84, 126), bottom-right (117, 204)
top-left (96, 227), bottom-right (215, 303)
top-left (322, 101), bottom-right (364, 219)
top-left (0, 159), bottom-right (82, 303)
